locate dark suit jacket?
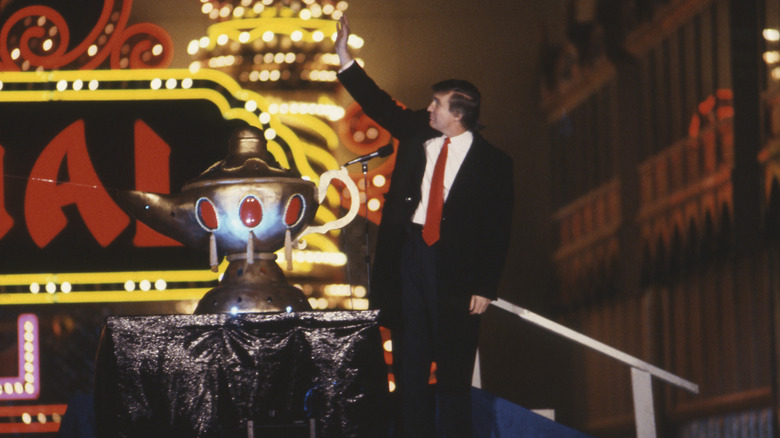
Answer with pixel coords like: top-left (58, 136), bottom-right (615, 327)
top-left (338, 63), bottom-right (514, 329)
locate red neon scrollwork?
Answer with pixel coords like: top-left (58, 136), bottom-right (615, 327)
top-left (0, 146), bottom-right (14, 240)
top-left (0, 0), bottom-right (172, 71)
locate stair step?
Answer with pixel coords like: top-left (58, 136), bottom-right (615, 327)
top-left (472, 387), bottom-right (592, 438)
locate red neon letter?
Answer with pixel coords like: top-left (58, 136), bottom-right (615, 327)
top-left (0, 146), bottom-right (13, 240)
top-left (132, 120), bottom-right (180, 247)
top-left (25, 120), bottom-right (129, 248)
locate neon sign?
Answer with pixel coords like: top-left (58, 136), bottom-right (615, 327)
top-left (0, 314), bottom-right (40, 400)
top-left (0, 0), bottom-right (388, 276)
top-left (0, 68), bottom-right (345, 273)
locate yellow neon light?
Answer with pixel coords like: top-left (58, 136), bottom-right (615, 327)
top-left (278, 113), bottom-right (341, 151)
top-left (0, 67), bottom-right (349, 249)
top-left (0, 269), bottom-right (221, 286)
top-left (0, 246), bottom-right (349, 305)
top-left (0, 69), bottom-right (318, 173)
top-left (301, 142), bottom-right (344, 211)
top-left (0, 289), bottom-right (208, 306)
top-left (206, 18), bottom-right (337, 49)
top-left (301, 234), bottom-right (339, 253)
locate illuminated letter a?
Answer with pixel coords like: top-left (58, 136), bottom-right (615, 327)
top-left (132, 120), bottom-right (180, 247)
top-left (25, 120), bottom-right (129, 248)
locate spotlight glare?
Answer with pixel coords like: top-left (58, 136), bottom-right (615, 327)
top-left (765, 50), bottom-right (780, 64)
top-left (372, 174), bottom-right (387, 188)
top-left (348, 35), bottom-right (364, 49)
top-left (188, 40), bottom-right (200, 55)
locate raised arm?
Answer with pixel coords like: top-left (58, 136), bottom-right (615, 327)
top-left (335, 15), bottom-right (433, 140)
top-left (335, 15), bottom-right (354, 67)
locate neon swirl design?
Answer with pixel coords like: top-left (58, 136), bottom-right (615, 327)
top-left (0, 0), bottom-right (172, 71)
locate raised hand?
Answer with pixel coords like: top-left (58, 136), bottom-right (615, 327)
top-left (335, 15), bottom-right (353, 66)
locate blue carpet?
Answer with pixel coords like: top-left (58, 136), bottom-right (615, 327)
top-left (472, 387), bottom-right (592, 438)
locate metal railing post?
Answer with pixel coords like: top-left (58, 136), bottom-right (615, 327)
top-left (631, 367), bottom-right (656, 438)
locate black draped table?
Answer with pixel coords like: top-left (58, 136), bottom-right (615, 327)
top-left (94, 311), bottom-right (388, 437)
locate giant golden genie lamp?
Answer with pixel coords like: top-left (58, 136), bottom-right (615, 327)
top-left (113, 126), bottom-right (360, 314)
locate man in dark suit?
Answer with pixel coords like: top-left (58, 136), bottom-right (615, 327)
top-left (336, 16), bottom-right (514, 437)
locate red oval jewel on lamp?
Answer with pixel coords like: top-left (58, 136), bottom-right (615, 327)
top-left (240, 196), bottom-right (263, 228)
top-left (197, 198), bottom-right (219, 231)
top-left (285, 195), bottom-right (304, 226)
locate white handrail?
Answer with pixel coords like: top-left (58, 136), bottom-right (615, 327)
top-left (490, 298), bottom-right (699, 437)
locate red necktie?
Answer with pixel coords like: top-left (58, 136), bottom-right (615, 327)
top-left (422, 138), bottom-right (449, 246)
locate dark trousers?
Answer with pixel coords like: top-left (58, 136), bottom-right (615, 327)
top-left (393, 226), bottom-right (480, 438)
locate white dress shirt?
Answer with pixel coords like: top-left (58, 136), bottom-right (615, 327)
top-left (412, 131), bottom-right (473, 225)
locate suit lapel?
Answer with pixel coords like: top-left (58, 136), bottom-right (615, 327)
top-left (411, 140), bottom-right (427, 190)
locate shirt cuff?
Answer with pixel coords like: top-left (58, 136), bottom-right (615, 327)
top-left (338, 59), bottom-right (356, 74)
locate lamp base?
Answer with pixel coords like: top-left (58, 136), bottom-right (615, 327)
top-left (194, 254), bottom-right (311, 314)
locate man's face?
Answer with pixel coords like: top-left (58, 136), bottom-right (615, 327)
top-left (427, 91), bottom-right (462, 135)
